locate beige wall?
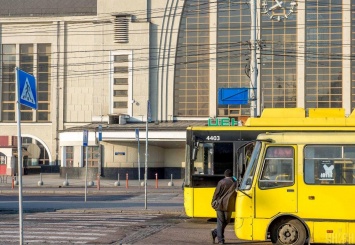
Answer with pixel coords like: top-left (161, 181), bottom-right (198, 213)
top-left (98, 0), bottom-right (147, 17)
top-left (164, 148), bottom-right (185, 168)
top-left (0, 0), bottom-right (185, 168)
top-left (102, 142), bottom-right (165, 168)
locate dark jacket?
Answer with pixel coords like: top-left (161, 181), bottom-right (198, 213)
top-left (211, 177), bottom-right (237, 212)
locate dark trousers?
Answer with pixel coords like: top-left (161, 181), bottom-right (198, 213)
top-left (212, 210), bottom-right (232, 243)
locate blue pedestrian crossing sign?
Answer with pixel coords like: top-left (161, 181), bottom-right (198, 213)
top-left (17, 68), bottom-right (37, 110)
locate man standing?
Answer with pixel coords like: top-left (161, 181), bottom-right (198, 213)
top-left (210, 169), bottom-right (237, 244)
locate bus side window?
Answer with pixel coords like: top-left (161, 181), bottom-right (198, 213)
top-left (305, 145), bottom-right (355, 185)
top-left (259, 146), bottom-right (294, 189)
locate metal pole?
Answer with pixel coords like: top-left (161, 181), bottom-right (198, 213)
top-left (250, 0), bottom-right (258, 117)
top-left (85, 146), bottom-right (88, 202)
top-left (144, 101), bottom-right (149, 209)
top-left (98, 144), bottom-right (101, 176)
top-left (16, 67), bottom-right (24, 245)
top-left (138, 138), bottom-right (140, 185)
top-left (97, 125), bottom-right (102, 177)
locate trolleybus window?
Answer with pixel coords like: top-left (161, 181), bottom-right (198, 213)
top-left (304, 145), bottom-right (355, 185)
top-left (259, 146), bottom-right (294, 189)
top-left (192, 142), bottom-right (233, 175)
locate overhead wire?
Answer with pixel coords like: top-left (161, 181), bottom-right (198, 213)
top-left (0, 0), bottom-right (352, 81)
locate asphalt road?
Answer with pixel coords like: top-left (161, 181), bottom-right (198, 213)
top-left (0, 192), bottom-right (184, 212)
top-left (0, 175), bottom-right (272, 244)
top-left (0, 210), bottom-right (272, 245)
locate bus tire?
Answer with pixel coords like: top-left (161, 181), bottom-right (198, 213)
top-left (271, 218), bottom-right (307, 245)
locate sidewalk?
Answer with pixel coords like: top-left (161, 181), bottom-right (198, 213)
top-left (0, 173), bottom-right (184, 194)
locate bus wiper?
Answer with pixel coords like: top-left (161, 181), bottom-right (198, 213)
top-left (238, 189), bottom-right (252, 199)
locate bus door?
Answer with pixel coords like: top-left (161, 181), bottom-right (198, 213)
top-left (255, 146), bottom-right (297, 218)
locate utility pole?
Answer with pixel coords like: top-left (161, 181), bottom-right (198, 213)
top-left (250, 0), bottom-right (259, 117)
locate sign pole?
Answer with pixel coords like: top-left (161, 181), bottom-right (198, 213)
top-left (85, 146), bottom-right (88, 202)
top-left (136, 129), bottom-right (140, 186)
top-left (15, 67), bottom-right (38, 245)
top-left (15, 67), bottom-right (24, 245)
top-left (144, 101), bottom-right (150, 209)
top-left (83, 130), bottom-right (88, 202)
top-left (98, 125), bottom-right (102, 176)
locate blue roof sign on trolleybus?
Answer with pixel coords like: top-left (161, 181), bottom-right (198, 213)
top-left (17, 69), bottom-right (38, 110)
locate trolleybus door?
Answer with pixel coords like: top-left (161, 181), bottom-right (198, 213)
top-left (255, 146), bottom-right (297, 218)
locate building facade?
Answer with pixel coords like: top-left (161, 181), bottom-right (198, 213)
top-left (0, 0), bottom-right (353, 178)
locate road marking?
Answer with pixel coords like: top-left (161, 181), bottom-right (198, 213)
top-left (0, 212), bottom-right (161, 244)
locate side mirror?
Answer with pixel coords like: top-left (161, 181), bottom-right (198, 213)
top-left (246, 177), bottom-right (252, 185)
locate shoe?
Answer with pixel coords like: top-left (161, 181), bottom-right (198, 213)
top-left (217, 240), bottom-right (225, 244)
top-left (210, 229), bottom-right (216, 244)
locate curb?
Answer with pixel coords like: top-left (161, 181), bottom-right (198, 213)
top-left (0, 208), bottom-right (187, 216)
top-left (0, 188), bottom-right (183, 195)
top-left (56, 208), bottom-right (187, 216)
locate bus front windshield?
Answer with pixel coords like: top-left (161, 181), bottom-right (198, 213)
top-left (239, 141), bottom-right (261, 190)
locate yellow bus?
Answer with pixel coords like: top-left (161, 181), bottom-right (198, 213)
top-left (235, 131), bottom-right (355, 244)
top-left (184, 108), bottom-right (355, 218)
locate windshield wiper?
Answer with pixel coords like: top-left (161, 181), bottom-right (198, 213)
top-left (237, 189), bottom-right (252, 199)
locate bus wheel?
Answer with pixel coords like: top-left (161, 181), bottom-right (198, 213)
top-left (271, 219), bottom-right (306, 245)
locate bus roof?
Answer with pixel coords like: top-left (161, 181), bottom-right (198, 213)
top-left (257, 131), bottom-right (355, 144)
top-left (187, 108), bottom-right (355, 130)
top-left (245, 108), bottom-right (355, 127)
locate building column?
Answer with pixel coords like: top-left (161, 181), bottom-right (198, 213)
top-left (209, 0), bottom-right (217, 118)
top-left (296, 0), bottom-right (305, 109)
top-left (343, 0), bottom-right (351, 115)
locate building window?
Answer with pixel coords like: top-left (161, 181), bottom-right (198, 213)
top-left (1, 43), bottom-right (51, 122)
top-left (114, 55), bottom-right (129, 62)
top-left (261, 7), bottom-right (297, 109)
top-left (37, 44), bottom-right (51, 122)
top-left (83, 146), bottom-right (99, 167)
top-left (217, 1), bottom-right (251, 116)
top-left (114, 78), bottom-right (128, 85)
top-left (174, 0), bottom-right (210, 117)
top-left (305, 1), bottom-right (342, 108)
top-left (65, 146), bottom-right (74, 167)
top-left (114, 101), bottom-right (128, 108)
top-left (19, 44), bottom-right (34, 122)
top-left (114, 90), bottom-right (128, 97)
top-left (1, 44), bottom-right (16, 121)
top-left (112, 52), bottom-right (131, 114)
top-left (114, 66), bottom-right (129, 73)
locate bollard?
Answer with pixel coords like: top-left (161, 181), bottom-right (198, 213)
top-left (63, 173), bottom-right (69, 186)
top-left (12, 175), bottom-right (14, 189)
top-left (14, 174), bottom-right (18, 186)
top-left (155, 173), bottom-right (158, 188)
top-left (114, 173), bottom-right (120, 186)
top-left (168, 174), bottom-right (174, 187)
top-left (97, 174), bottom-right (100, 190)
top-left (38, 173), bottom-right (43, 186)
top-left (126, 173), bottom-right (129, 189)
